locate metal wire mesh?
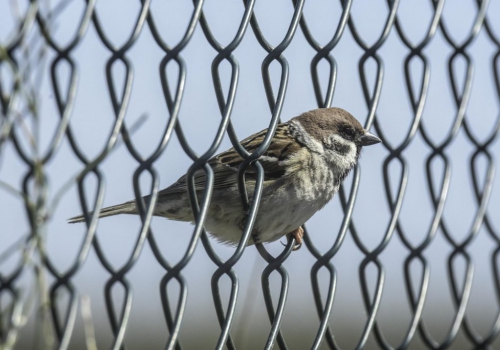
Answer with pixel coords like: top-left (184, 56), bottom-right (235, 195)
top-left (0, 0), bottom-right (499, 349)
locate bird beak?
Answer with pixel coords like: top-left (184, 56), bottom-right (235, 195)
top-left (360, 131), bottom-right (381, 146)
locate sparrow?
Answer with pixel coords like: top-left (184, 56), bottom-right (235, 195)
top-left (68, 107), bottom-right (381, 250)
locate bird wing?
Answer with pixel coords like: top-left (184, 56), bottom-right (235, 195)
top-left (159, 123), bottom-right (303, 195)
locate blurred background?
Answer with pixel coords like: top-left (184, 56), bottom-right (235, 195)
top-left (1, 0), bottom-right (499, 349)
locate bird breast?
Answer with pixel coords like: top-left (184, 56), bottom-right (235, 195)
top-left (286, 147), bottom-right (338, 203)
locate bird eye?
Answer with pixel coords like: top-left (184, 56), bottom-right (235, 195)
top-left (341, 127), bottom-right (355, 139)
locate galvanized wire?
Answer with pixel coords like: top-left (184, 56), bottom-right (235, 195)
top-left (0, 1), bottom-right (499, 349)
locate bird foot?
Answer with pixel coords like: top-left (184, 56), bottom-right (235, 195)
top-left (282, 226), bottom-right (303, 251)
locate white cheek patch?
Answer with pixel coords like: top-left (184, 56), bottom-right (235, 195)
top-left (326, 134), bottom-right (357, 170)
top-left (289, 120), bottom-right (357, 172)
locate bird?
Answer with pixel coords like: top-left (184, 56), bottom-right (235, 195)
top-left (68, 107), bottom-right (381, 250)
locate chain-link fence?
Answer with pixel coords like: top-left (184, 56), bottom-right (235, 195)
top-left (1, 1), bottom-right (499, 349)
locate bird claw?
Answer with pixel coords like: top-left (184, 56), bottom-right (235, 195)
top-left (280, 240), bottom-right (301, 250)
top-left (281, 226), bottom-right (304, 251)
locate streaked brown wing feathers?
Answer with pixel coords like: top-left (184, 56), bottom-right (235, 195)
top-left (160, 123), bottom-right (299, 195)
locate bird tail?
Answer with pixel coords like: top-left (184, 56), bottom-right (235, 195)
top-left (67, 201), bottom-right (137, 224)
